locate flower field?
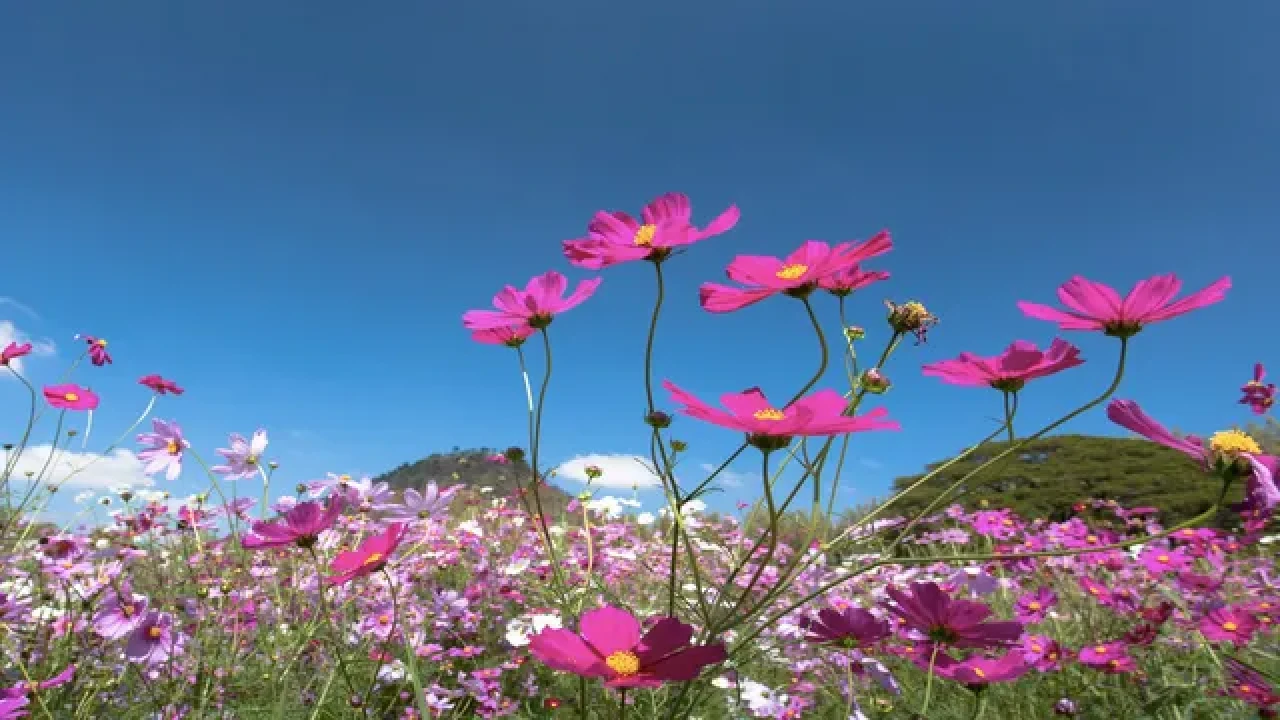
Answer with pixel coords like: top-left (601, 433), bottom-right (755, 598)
top-left (1, 193), bottom-right (1277, 719)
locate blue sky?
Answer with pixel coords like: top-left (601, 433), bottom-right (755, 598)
top-left (2, 1), bottom-right (1278, 523)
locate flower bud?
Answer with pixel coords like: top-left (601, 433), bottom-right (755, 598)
top-left (670, 439), bottom-right (688, 453)
top-left (584, 465), bottom-right (603, 481)
top-left (860, 368), bottom-right (891, 394)
top-left (645, 411), bottom-right (673, 429)
top-left (844, 325), bottom-right (866, 342)
top-left (885, 299), bottom-right (938, 343)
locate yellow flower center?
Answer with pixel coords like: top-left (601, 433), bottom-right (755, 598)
top-left (362, 552), bottom-right (385, 567)
top-left (1085, 535), bottom-right (1098, 544)
top-left (378, 614), bottom-right (391, 626)
top-left (973, 667), bottom-right (986, 679)
top-left (148, 626), bottom-right (163, 640)
top-left (633, 224), bottom-right (656, 247)
top-left (775, 264), bottom-right (809, 280)
top-left (1028, 602), bottom-right (1042, 611)
top-left (63, 392), bottom-right (79, 402)
top-left (246, 455), bottom-right (258, 466)
top-left (166, 440), bottom-right (181, 455)
top-left (1157, 554), bottom-right (1170, 563)
top-left (1093, 645), bottom-right (1107, 655)
top-left (1030, 642), bottom-right (1043, 652)
top-left (1223, 621), bottom-right (1239, 631)
top-left (753, 408), bottom-right (786, 421)
top-left (122, 605), bottom-right (135, 617)
top-left (1209, 429), bottom-right (1261, 456)
top-left (604, 651), bottom-right (641, 676)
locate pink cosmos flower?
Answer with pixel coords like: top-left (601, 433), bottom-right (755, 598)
top-left (462, 271), bottom-right (602, 330)
top-left (0, 342), bottom-right (32, 367)
top-left (886, 582), bottom-right (1023, 649)
top-left (43, 383), bottom-right (99, 411)
top-left (1137, 546), bottom-right (1191, 575)
top-left (1200, 606), bottom-right (1257, 646)
top-left (562, 193), bottom-right (740, 269)
top-left (125, 611), bottom-right (182, 665)
top-left (1014, 588), bottom-right (1057, 624)
top-left (470, 325), bottom-right (535, 348)
top-left (921, 339), bottom-right (1083, 392)
top-left (92, 590), bottom-right (148, 640)
top-left (212, 429), bottom-right (269, 480)
top-left (1017, 274), bottom-right (1230, 337)
top-left (243, 496), bottom-right (345, 550)
top-left (922, 650), bottom-right (1029, 685)
top-left (1106, 399), bottom-right (1279, 513)
top-left (818, 252), bottom-right (891, 296)
top-left (139, 374), bottom-right (184, 395)
top-left (80, 334), bottom-right (112, 366)
top-left (1241, 363), bottom-right (1276, 415)
top-left (136, 419), bottom-right (188, 481)
top-left (1077, 641), bottom-right (1135, 673)
top-left (699, 233), bottom-right (893, 313)
top-left (801, 606), bottom-right (890, 648)
top-left (326, 522), bottom-right (406, 585)
top-left (0, 696), bottom-right (27, 719)
top-left (1223, 658), bottom-right (1280, 712)
top-left (662, 381), bottom-right (899, 448)
top-left (528, 606), bottom-right (726, 688)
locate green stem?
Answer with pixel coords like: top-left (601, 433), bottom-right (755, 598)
top-left (921, 644), bottom-right (940, 716)
top-left (529, 329), bottom-right (569, 596)
top-left (1003, 391), bottom-right (1016, 443)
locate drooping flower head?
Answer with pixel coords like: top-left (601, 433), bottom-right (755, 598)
top-left (462, 271), bottom-right (601, 331)
top-left (563, 193), bottom-right (740, 268)
top-left (1017, 274), bottom-right (1230, 338)
top-left (43, 383), bottom-right (99, 411)
top-left (79, 334), bottom-right (112, 366)
top-left (136, 419), bottom-right (189, 481)
top-left (326, 522), bottom-right (407, 585)
top-left (1241, 363), bottom-right (1276, 415)
top-left (819, 256), bottom-right (890, 297)
top-left (243, 496), bottom-right (345, 550)
top-left (801, 605), bottom-right (890, 648)
top-left (528, 606), bottom-right (726, 688)
top-left (1106, 399), bottom-right (1279, 514)
top-left (887, 582), bottom-right (1023, 649)
top-left (662, 380), bottom-right (899, 452)
top-left (922, 339), bottom-right (1083, 393)
top-left (469, 325), bottom-right (535, 348)
top-left (700, 233), bottom-right (893, 313)
top-left (885, 300), bottom-right (939, 344)
top-left (139, 374), bottom-right (184, 395)
top-left (212, 429), bottom-right (269, 480)
top-left (0, 342), bottom-right (32, 367)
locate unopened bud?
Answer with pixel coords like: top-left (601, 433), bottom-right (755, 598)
top-left (844, 325), bottom-right (866, 342)
top-left (670, 439), bottom-right (687, 453)
top-left (584, 465), bottom-right (602, 481)
top-left (645, 411), bottom-right (673, 429)
top-left (860, 368), bottom-right (891, 394)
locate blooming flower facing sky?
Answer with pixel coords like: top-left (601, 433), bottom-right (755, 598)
top-left (462, 270), bottom-right (601, 331)
top-left (136, 419), bottom-right (188, 481)
top-left (921, 339), bottom-right (1083, 393)
top-left (887, 582), bottom-right (1023, 649)
top-left (138, 374), bottom-right (184, 395)
top-left (243, 496), bottom-right (345, 550)
top-left (562, 192), bottom-right (740, 268)
top-left (212, 429), bottom-right (268, 480)
top-left (80, 334), bottom-right (112, 366)
top-left (0, 341), bottom-right (32, 367)
top-left (43, 383), bottom-right (99, 411)
top-left (699, 233), bottom-right (892, 313)
top-left (528, 606), bottom-right (725, 688)
top-left (801, 605), bottom-right (890, 649)
top-left (326, 522), bottom-right (406, 585)
top-left (377, 482), bottom-right (460, 522)
top-left (1017, 273), bottom-right (1230, 338)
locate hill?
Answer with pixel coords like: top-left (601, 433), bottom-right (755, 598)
top-left (372, 446), bottom-right (574, 516)
top-left (885, 432), bottom-right (1270, 528)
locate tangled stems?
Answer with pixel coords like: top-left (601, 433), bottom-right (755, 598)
top-left (306, 547), bottom-right (366, 717)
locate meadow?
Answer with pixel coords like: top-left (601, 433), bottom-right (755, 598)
top-left (1, 192), bottom-right (1277, 719)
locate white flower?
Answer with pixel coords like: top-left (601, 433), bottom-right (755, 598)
top-left (505, 612), bottom-right (562, 647)
top-left (458, 520), bottom-right (484, 538)
top-left (636, 512), bottom-right (655, 526)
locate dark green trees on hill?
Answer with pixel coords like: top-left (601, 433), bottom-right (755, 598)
top-left (372, 447), bottom-right (573, 515)
top-left (887, 434), bottom-right (1252, 527)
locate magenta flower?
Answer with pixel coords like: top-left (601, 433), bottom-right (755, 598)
top-left (699, 234), bottom-right (893, 313)
top-left (1224, 658), bottom-right (1280, 712)
top-left (0, 342), bottom-right (32, 367)
top-left (1077, 641), bottom-right (1135, 673)
top-left (139, 374), bottom-right (184, 395)
top-left (562, 193), bottom-right (740, 269)
top-left (528, 606), bottom-right (726, 688)
top-left (1200, 606), bottom-right (1257, 646)
top-left (1014, 588), bottom-right (1057, 624)
top-left (136, 419), bottom-right (188, 481)
top-left (212, 429), bottom-right (269, 480)
top-left (662, 381), bottom-right (899, 449)
top-left (243, 496), bottom-right (345, 550)
top-left (1241, 363), bottom-right (1276, 415)
top-left (463, 271), bottom-right (602, 331)
top-left (818, 241), bottom-right (891, 296)
top-left (470, 325), bottom-right (535, 348)
top-left (125, 611), bottom-right (182, 665)
top-left (0, 696), bottom-right (27, 719)
top-left (1137, 546), bottom-right (1191, 575)
top-left (326, 522), bottom-right (406, 585)
top-left (80, 335), bottom-right (112, 366)
top-left (43, 383), bottom-right (99, 411)
top-left (1017, 274), bottom-right (1230, 337)
top-left (924, 650), bottom-right (1029, 685)
top-left (921, 339), bottom-right (1083, 392)
top-left (887, 582), bottom-right (1023, 649)
top-left (801, 605), bottom-right (890, 648)
top-left (1107, 399), bottom-right (1279, 513)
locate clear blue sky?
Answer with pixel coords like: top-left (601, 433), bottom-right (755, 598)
top-left (2, 2), bottom-right (1277, 520)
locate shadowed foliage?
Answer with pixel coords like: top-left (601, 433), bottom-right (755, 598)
top-left (373, 446), bottom-right (574, 516)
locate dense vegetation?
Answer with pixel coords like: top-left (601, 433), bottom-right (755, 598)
top-left (373, 446), bottom-right (574, 515)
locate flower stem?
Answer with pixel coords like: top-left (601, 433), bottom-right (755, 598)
top-left (1003, 391), bottom-right (1016, 443)
top-left (921, 644), bottom-right (940, 716)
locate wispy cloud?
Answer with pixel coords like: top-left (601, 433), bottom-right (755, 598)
top-left (0, 297), bottom-right (41, 320)
top-left (0, 320), bottom-right (58, 377)
top-left (698, 462), bottom-right (758, 489)
top-left (557, 453), bottom-right (662, 489)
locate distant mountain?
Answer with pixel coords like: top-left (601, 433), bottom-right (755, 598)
top-left (887, 434), bottom-right (1250, 528)
top-left (371, 447), bottom-right (574, 516)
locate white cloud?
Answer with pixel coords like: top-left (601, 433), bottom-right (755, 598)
top-left (0, 297), bottom-right (40, 320)
top-left (4, 444), bottom-right (154, 490)
top-left (556, 453), bottom-right (662, 489)
top-left (0, 319), bottom-right (57, 376)
top-left (698, 462), bottom-right (758, 489)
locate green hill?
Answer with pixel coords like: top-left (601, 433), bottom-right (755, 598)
top-left (885, 433), bottom-right (1262, 528)
top-left (372, 446), bottom-right (574, 516)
